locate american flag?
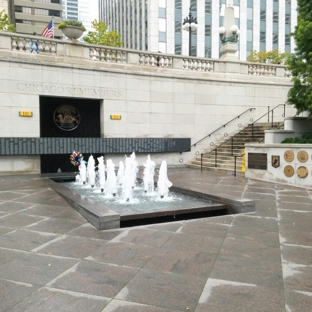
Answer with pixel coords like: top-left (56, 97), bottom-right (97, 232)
top-left (41, 20), bottom-right (54, 38)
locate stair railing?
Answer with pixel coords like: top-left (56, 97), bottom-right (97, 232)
top-left (250, 104), bottom-right (285, 140)
top-left (200, 104), bottom-right (288, 171)
top-left (180, 107), bottom-right (256, 154)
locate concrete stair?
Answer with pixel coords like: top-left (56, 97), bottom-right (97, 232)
top-left (185, 122), bottom-right (283, 174)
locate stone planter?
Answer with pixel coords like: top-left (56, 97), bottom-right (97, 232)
top-left (61, 26), bottom-right (84, 40)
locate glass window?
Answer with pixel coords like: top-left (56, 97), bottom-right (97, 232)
top-left (260, 10), bottom-right (266, 21)
top-left (260, 21), bottom-right (266, 31)
top-left (285, 45), bottom-right (290, 52)
top-left (219, 16), bottom-right (224, 26)
top-left (49, 10), bottom-right (60, 17)
top-left (247, 8), bottom-right (253, 20)
top-left (205, 36), bottom-right (211, 46)
top-left (175, 0), bottom-right (182, 10)
top-left (205, 1), bottom-right (212, 14)
top-left (205, 14), bottom-right (211, 24)
top-left (175, 33), bottom-right (181, 44)
top-left (285, 13), bottom-right (290, 24)
top-left (273, 23), bottom-right (278, 32)
top-left (159, 7), bottom-right (166, 19)
top-left (205, 24), bottom-right (211, 36)
top-left (273, 33), bottom-right (278, 44)
top-left (247, 41), bottom-right (253, 50)
top-left (175, 9), bottom-right (181, 20)
top-left (191, 45), bottom-right (197, 57)
top-left (285, 24), bottom-right (291, 34)
top-left (247, 0), bottom-right (253, 8)
top-left (175, 21), bottom-right (181, 33)
top-left (247, 29), bottom-right (253, 41)
top-left (273, 12), bottom-right (278, 23)
top-left (260, 31), bottom-right (266, 42)
top-left (191, 34), bottom-right (197, 45)
top-left (260, 42), bottom-right (266, 51)
top-left (175, 44), bottom-right (181, 54)
top-left (205, 47), bottom-right (211, 58)
top-left (285, 34), bottom-right (290, 45)
top-left (247, 20), bottom-right (253, 29)
top-left (234, 0), bottom-right (240, 5)
top-left (260, 0), bottom-right (266, 10)
top-left (159, 31), bottom-right (166, 42)
top-left (273, 2), bottom-right (278, 11)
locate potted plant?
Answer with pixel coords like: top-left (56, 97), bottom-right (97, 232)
top-left (58, 20), bottom-right (86, 40)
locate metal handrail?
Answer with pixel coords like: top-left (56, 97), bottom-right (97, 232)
top-left (180, 107), bottom-right (256, 154)
top-left (200, 104), bottom-right (288, 171)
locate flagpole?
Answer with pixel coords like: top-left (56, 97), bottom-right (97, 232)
top-left (52, 16), bottom-right (54, 39)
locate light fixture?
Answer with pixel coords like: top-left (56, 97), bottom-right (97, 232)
top-left (183, 6), bottom-right (198, 56)
top-left (219, 24), bottom-right (240, 44)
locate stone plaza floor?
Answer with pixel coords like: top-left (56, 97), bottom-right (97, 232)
top-left (0, 168), bottom-right (311, 311)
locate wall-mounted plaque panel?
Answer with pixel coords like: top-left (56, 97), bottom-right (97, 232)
top-left (297, 166), bottom-right (308, 178)
top-left (284, 150), bottom-right (294, 162)
top-left (0, 137), bottom-right (191, 155)
top-left (297, 150), bottom-right (309, 163)
top-left (271, 155), bottom-right (280, 168)
top-left (284, 165), bottom-right (294, 177)
top-left (248, 153), bottom-right (267, 170)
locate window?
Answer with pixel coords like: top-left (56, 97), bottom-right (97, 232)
top-left (15, 6), bottom-right (31, 13)
top-left (260, 31), bottom-right (266, 42)
top-left (273, 12), bottom-right (278, 23)
top-left (205, 47), bottom-right (211, 58)
top-left (175, 44), bottom-right (181, 55)
top-left (247, 0), bottom-right (253, 8)
top-left (260, 10), bottom-right (266, 21)
top-left (285, 13), bottom-right (290, 24)
top-left (175, 21), bottom-right (181, 33)
top-left (175, 10), bottom-right (181, 20)
top-left (205, 1), bottom-right (212, 14)
top-left (285, 34), bottom-right (290, 45)
top-left (273, 33), bottom-right (278, 44)
top-left (159, 8), bottom-right (166, 18)
top-left (247, 29), bottom-right (253, 41)
top-left (175, 33), bottom-right (181, 44)
top-left (175, 0), bottom-right (181, 10)
top-left (159, 31), bottom-right (166, 42)
top-left (234, 0), bottom-right (240, 5)
top-left (247, 8), bottom-right (253, 20)
top-left (205, 24), bottom-right (211, 36)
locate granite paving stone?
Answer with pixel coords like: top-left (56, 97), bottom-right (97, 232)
top-left (0, 252), bottom-right (78, 285)
top-left (33, 235), bottom-right (107, 259)
top-left (87, 241), bottom-right (158, 267)
top-left (47, 259), bottom-right (139, 298)
top-left (0, 248), bottom-right (26, 266)
top-left (102, 299), bottom-right (182, 312)
top-left (10, 287), bottom-right (110, 312)
top-left (284, 289), bottom-right (312, 312)
top-left (26, 217), bottom-right (86, 234)
top-left (281, 244), bottom-right (312, 265)
top-left (115, 268), bottom-right (207, 311)
top-left (143, 247), bottom-right (217, 277)
top-left (0, 201), bottom-right (34, 213)
top-left (0, 213), bottom-right (45, 228)
top-left (0, 279), bottom-right (39, 311)
top-left (0, 229), bottom-right (58, 251)
top-left (195, 278), bottom-right (285, 312)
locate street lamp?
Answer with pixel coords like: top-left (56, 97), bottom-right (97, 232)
top-left (182, 7), bottom-right (198, 56)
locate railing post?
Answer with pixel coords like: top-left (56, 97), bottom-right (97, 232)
top-left (215, 149), bottom-right (217, 167)
top-left (283, 104), bottom-right (285, 117)
top-left (272, 109), bottom-right (274, 127)
top-left (201, 154), bottom-right (203, 172)
top-left (268, 106), bottom-right (270, 122)
top-left (234, 156), bottom-right (237, 177)
top-left (231, 137), bottom-right (234, 156)
top-left (252, 123), bottom-right (254, 141)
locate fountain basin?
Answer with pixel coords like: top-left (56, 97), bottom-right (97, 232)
top-left (44, 174), bottom-right (255, 230)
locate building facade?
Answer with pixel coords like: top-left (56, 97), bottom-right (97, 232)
top-left (99, 0), bottom-right (297, 61)
top-left (7, 0), bottom-right (63, 38)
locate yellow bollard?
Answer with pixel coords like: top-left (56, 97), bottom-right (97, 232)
top-left (241, 149), bottom-right (246, 173)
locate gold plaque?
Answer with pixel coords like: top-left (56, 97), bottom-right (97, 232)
top-left (297, 150), bottom-right (308, 163)
top-left (284, 165), bottom-right (294, 177)
top-left (284, 150), bottom-right (294, 162)
top-left (54, 105), bottom-right (81, 131)
top-left (297, 166), bottom-right (308, 179)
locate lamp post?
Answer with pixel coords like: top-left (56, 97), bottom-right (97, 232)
top-left (182, 7), bottom-right (198, 56)
top-left (218, 5), bottom-right (240, 60)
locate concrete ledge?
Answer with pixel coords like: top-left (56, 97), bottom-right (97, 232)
top-left (44, 178), bottom-right (120, 230)
top-left (171, 186), bottom-right (255, 214)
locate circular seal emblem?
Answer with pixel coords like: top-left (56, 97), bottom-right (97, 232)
top-left (297, 150), bottom-right (308, 163)
top-left (297, 166), bottom-right (309, 179)
top-left (284, 150), bottom-right (294, 162)
top-left (54, 105), bottom-right (80, 131)
top-left (284, 165), bottom-right (294, 177)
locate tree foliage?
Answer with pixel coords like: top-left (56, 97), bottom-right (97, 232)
top-left (287, 0), bottom-right (312, 117)
top-left (83, 20), bottom-right (123, 47)
top-left (0, 9), bottom-right (16, 32)
top-left (247, 49), bottom-right (288, 64)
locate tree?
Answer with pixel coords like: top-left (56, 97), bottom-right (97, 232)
top-left (83, 20), bottom-right (123, 47)
top-left (0, 9), bottom-right (15, 32)
top-left (287, 0), bottom-right (312, 117)
top-left (247, 49), bottom-right (288, 64)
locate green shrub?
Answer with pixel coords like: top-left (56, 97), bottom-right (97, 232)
top-left (281, 133), bottom-right (312, 143)
top-left (58, 20), bottom-right (86, 31)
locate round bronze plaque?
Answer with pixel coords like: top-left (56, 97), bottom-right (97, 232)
top-left (297, 166), bottom-right (308, 179)
top-left (297, 150), bottom-right (309, 163)
top-left (284, 165), bottom-right (294, 177)
top-left (284, 150), bottom-right (294, 162)
top-left (54, 105), bottom-right (80, 131)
